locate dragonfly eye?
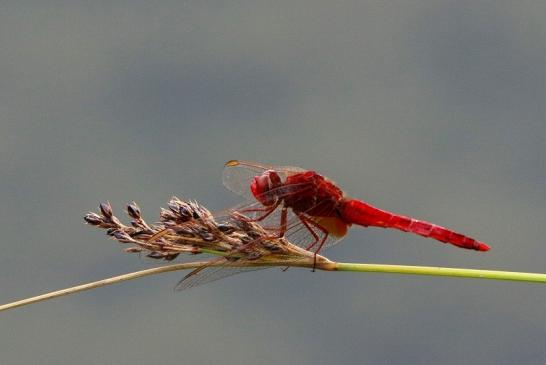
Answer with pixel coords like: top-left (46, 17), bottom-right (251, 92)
top-left (268, 170), bottom-right (282, 187)
top-left (250, 171), bottom-right (282, 206)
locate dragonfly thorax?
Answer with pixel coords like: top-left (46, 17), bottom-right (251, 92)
top-left (250, 168), bottom-right (345, 218)
top-left (283, 171), bottom-right (345, 215)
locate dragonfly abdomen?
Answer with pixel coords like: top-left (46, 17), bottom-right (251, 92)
top-left (387, 214), bottom-right (490, 251)
top-left (339, 199), bottom-right (490, 252)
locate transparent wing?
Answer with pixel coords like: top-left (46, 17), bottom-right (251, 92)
top-left (219, 183), bottom-right (312, 222)
top-left (282, 200), bottom-right (348, 251)
top-left (176, 199), bottom-right (348, 291)
top-left (224, 198), bottom-right (348, 252)
top-left (220, 180), bottom-right (319, 234)
top-left (222, 160), bottom-right (306, 199)
top-left (174, 258), bottom-right (266, 291)
top-left (283, 216), bottom-right (345, 251)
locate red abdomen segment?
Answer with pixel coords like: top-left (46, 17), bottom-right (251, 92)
top-left (339, 199), bottom-right (490, 251)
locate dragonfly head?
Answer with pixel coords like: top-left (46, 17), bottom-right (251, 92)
top-left (251, 170), bottom-right (282, 206)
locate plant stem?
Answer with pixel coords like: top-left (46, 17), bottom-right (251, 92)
top-left (0, 261), bottom-right (209, 312)
top-left (1, 261), bottom-right (544, 312)
top-left (332, 263), bottom-right (546, 283)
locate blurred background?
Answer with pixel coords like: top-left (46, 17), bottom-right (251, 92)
top-left (1, 1), bottom-right (545, 364)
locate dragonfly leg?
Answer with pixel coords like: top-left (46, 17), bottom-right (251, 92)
top-left (296, 214), bottom-right (330, 271)
top-left (311, 228), bottom-right (329, 269)
top-left (278, 206), bottom-right (288, 236)
top-left (246, 204), bottom-right (289, 238)
top-left (238, 202), bottom-right (280, 223)
top-left (296, 215), bottom-right (320, 250)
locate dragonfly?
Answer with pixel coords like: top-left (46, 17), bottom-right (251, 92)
top-left (173, 160), bottom-right (490, 290)
top-left (222, 160), bottom-right (491, 258)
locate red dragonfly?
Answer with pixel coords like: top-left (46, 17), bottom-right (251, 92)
top-left (174, 160), bottom-right (490, 289)
top-left (223, 160), bottom-right (490, 257)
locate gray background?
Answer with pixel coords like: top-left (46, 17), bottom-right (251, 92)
top-left (1, 1), bottom-right (545, 364)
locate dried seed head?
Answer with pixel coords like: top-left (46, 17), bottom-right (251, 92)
top-left (127, 202), bottom-right (141, 219)
top-left (84, 212), bottom-right (103, 226)
top-left (169, 197), bottom-right (194, 222)
top-left (125, 247), bottom-right (143, 253)
top-left (168, 198), bottom-right (181, 213)
top-left (239, 236), bottom-right (254, 244)
top-left (112, 230), bottom-right (135, 243)
top-left (178, 205), bottom-right (193, 221)
top-left (99, 201), bottom-right (113, 218)
top-left (163, 253), bottom-right (180, 261)
top-left (198, 230), bottom-right (215, 242)
top-left (189, 201), bottom-right (211, 220)
top-left (147, 251), bottom-right (166, 259)
top-left (171, 225), bottom-right (196, 236)
top-left (262, 241), bottom-right (282, 252)
top-left (160, 208), bottom-right (177, 222)
top-left (217, 223), bottom-right (236, 234)
top-left (86, 197), bottom-right (306, 267)
top-left (246, 252), bottom-right (262, 260)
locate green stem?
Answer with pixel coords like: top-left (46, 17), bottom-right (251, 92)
top-left (333, 262), bottom-right (546, 283)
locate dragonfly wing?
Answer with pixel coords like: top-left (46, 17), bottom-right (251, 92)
top-left (282, 200), bottom-right (348, 251)
top-left (225, 198), bottom-right (347, 252)
top-left (219, 196), bottom-right (297, 235)
top-left (222, 160), bottom-right (306, 200)
top-left (175, 259), bottom-right (266, 291)
top-left (284, 217), bottom-right (345, 251)
top-left (221, 183), bottom-right (310, 224)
